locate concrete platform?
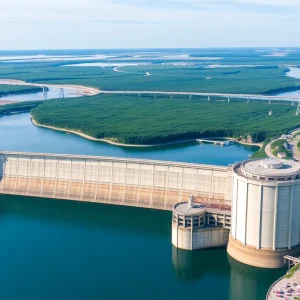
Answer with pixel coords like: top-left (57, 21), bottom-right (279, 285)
top-left (227, 235), bottom-right (300, 268)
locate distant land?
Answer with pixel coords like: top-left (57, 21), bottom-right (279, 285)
top-left (1, 48), bottom-right (300, 156)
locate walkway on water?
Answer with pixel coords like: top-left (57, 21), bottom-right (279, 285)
top-left (197, 139), bottom-right (235, 146)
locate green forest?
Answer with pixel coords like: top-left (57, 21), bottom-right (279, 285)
top-left (0, 64), bottom-right (299, 95)
top-left (0, 101), bottom-right (41, 117)
top-left (0, 84), bottom-right (43, 96)
top-left (30, 95), bottom-right (300, 145)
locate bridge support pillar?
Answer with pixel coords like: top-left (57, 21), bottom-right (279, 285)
top-left (43, 87), bottom-right (48, 100)
top-left (228, 96), bottom-right (230, 102)
top-left (208, 95), bottom-right (210, 101)
top-left (60, 88), bottom-right (64, 98)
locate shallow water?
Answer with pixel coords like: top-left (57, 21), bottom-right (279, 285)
top-left (286, 67), bottom-right (300, 80)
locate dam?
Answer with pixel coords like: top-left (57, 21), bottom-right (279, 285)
top-left (0, 151), bottom-right (299, 269)
top-left (0, 151), bottom-right (232, 211)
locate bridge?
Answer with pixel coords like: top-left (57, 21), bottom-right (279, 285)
top-left (0, 79), bottom-right (299, 104)
top-left (100, 90), bottom-right (300, 103)
top-left (0, 151), bottom-right (233, 211)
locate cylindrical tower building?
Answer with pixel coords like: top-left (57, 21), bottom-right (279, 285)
top-left (227, 159), bottom-right (300, 268)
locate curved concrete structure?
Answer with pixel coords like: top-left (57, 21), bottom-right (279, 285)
top-left (228, 158), bottom-right (300, 268)
top-left (0, 151), bottom-right (232, 211)
top-left (172, 199), bottom-right (231, 250)
top-left (227, 236), bottom-right (300, 268)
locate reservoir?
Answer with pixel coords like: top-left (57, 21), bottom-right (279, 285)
top-left (0, 86), bottom-right (285, 300)
top-left (0, 111), bottom-right (282, 300)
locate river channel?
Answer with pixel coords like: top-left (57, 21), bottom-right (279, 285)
top-left (0, 84), bottom-right (289, 300)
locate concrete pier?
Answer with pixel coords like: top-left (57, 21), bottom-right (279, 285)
top-left (171, 198), bottom-right (231, 250)
top-left (197, 139), bottom-right (235, 146)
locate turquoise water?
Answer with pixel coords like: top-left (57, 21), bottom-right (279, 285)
top-left (0, 195), bottom-right (285, 300)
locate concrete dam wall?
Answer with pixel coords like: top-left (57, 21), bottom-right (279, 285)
top-left (0, 152), bottom-right (232, 210)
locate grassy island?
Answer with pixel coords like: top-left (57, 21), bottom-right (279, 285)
top-left (0, 84), bottom-right (43, 97)
top-left (30, 94), bottom-right (300, 145)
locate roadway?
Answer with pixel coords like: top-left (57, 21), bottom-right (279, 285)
top-left (99, 90), bottom-right (299, 102)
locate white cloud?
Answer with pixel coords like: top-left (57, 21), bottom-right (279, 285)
top-left (0, 0), bottom-right (299, 49)
top-left (230, 0), bottom-right (300, 6)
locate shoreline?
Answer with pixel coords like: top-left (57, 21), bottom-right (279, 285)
top-left (0, 79), bottom-right (101, 96)
top-left (0, 100), bottom-right (17, 105)
top-left (30, 115), bottom-right (261, 149)
top-left (237, 140), bottom-right (263, 148)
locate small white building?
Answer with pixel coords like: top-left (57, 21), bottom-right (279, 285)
top-left (278, 152), bottom-right (287, 159)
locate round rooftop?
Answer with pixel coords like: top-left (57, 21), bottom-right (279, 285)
top-left (261, 159), bottom-right (283, 169)
top-left (173, 202), bottom-right (205, 216)
top-left (235, 159), bottom-right (300, 181)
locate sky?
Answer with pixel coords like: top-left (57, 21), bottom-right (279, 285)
top-left (0, 0), bottom-right (300, 49)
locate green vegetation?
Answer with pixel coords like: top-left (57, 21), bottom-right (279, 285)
top-left (251, 139), bottom-right (269, 159)
top-left (270, 139), bottom-right (293, 159)
top-left (30, 95), bottom-right (300, 145)
top-left (0, 63), bottom-right (299, 95)
top-left (293, 130), bottom-right (300, 137)
top-left (0, 84), bottom-right (42, 96)
top-left (284, 264), bottom-right (300, 279)
top-left (0, 101), bottom-right (42, 117)
top-left (1, 50), bottom-right (300, 147)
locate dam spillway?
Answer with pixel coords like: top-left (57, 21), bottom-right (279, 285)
top-left (0, 151), bottom-right (233, 211)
